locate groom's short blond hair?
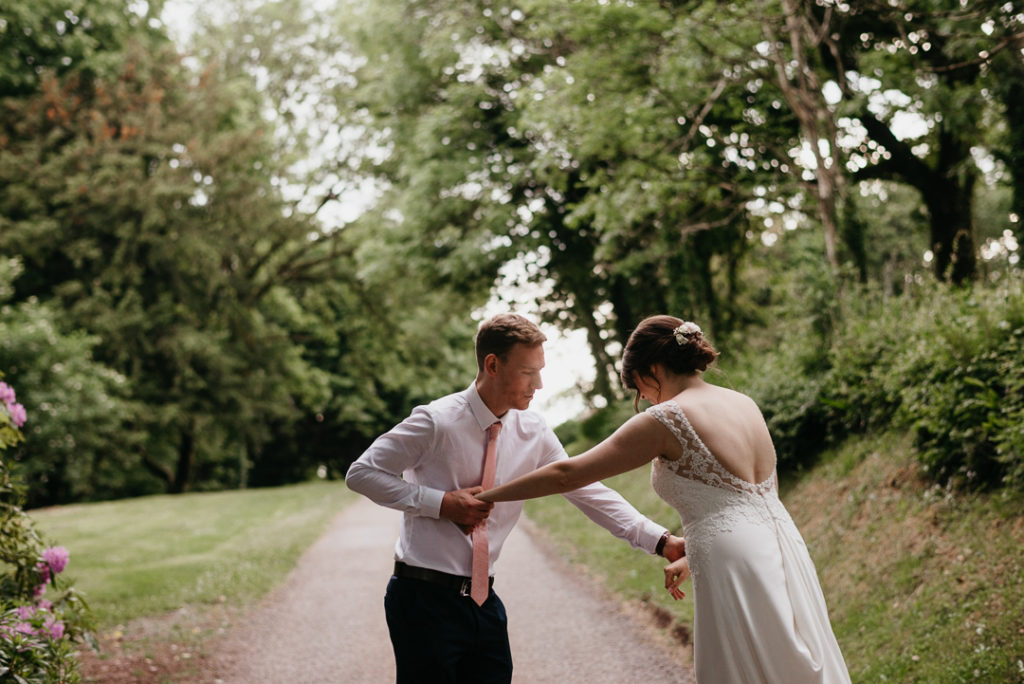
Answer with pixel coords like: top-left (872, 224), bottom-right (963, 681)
top-left (475, 314), bottom-right (547, 371)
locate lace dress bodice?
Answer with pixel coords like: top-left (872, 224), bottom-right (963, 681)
top-left (646, 401), bottom-right (796, 578)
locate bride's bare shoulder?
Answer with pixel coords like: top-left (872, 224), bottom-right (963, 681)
top-left (701, 383), bottom-right (760, 408)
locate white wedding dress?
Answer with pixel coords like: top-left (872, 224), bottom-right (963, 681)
top-left (647, 401), bottom-right (851, 684)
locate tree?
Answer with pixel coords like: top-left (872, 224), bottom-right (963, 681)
top-left (819, 1), bottom-right (997, 284)
top-left (330, 0), bottom-right (804, 399)
top-left (0, 0), bottom-right (160, 98)
top-left (0, 40), bottom-right (339, 494)
top-left (0, 259), bottom-right (139, 507)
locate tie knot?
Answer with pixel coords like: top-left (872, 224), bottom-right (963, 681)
top-left (487, 421), bottom-right (502, 439)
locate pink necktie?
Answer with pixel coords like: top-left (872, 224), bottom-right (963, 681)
top-left (471, 421), bottom-right (501, 606)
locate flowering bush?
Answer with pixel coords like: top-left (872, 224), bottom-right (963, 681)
top-left (1, 375), bottom-right (93, 682)
top-left (0, 383), bottom-right (26, 432)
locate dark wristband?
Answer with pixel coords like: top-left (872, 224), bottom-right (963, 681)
top-left (655, 530), bottom-right (670, 557)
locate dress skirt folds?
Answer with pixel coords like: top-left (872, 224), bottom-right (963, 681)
top-left (647, 402), bottom-right (851, 684)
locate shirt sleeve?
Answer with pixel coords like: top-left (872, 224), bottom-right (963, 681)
top-left (345, 406), bottom-right (447, 519)
top-left (539, 430), bottom-right (667, 554)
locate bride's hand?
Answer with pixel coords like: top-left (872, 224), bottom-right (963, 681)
top-left (664, 557), bottom-right (690, 600)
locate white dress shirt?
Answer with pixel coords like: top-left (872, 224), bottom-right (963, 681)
top-left (346, 383), bottom-right (667, 577)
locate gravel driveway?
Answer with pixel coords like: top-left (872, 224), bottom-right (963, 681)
top-left (209, 496), bottom-right (694, 683)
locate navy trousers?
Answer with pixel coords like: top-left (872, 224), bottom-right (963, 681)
top-left (384, 575), bottom-right (513, 684)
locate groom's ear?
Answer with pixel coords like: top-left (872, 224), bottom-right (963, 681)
top-left (483, 353), bottom-right (500, 376)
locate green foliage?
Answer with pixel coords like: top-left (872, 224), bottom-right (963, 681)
top-left (0, 259), bottom-right (141, 506)
top-left (731, 277), bottom-right (1024, 490)
top-left (0, 0), bottom-right (493, 502)
top-left (1, 374), bottom-right (93, 683)
top-left (732, 348), bottom-right (830, 474)
top-left (4, 0), bottom-right (1023, 509)
top-left (889, 285), bottom-right (1024, 489)
top-left (0, 0), bottom-right (162, 98)
top-left (555, 399), bottom-right (636, 456)
top-left (330, 0), bottom-right (798, 398)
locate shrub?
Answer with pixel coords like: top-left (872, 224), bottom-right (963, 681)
top-left (890, 285), bottom-right (1024, 489)
top-left (819, 294), bottom-right (909, 439)
top-left (720, 323), bottom-right (831, 473)
top-left (726, 277), bottom-right (1024, 491)
top-left (746, 367), bottom-right (829, 473)
top-left (1, 375), bottom-right (93, 683)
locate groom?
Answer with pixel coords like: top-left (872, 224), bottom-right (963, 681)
top-left (346, 313), bottom-right (685, 683)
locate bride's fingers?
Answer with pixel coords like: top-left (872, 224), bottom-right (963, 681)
top-left (664, 561), bottom-right (689, 600)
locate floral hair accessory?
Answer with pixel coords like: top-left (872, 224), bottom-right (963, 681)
top-left (673, 321), bottom-right (702, 345)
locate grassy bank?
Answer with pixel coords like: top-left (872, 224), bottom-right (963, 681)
top-left (29, 481), bottom-right (352, 628)
top-left (524, 430), bottom-right (1024, 683)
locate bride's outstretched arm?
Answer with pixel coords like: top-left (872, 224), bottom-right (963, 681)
top-left (478, 413), bottom-right (663, 503)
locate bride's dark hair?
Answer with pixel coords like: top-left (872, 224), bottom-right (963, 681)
top-left (620, 315), bottom-right (719, 411)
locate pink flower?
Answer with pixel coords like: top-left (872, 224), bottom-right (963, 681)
top-left (42, 546), bottom-right (69, 574)
top-left (35, 561), bottom-right (51, 585)
top-left (15, 605), bottom-right (35, 620)
top-left (0, 382), bottom-right (14, 404)
top-left (7, 402), bottom-right (26, 427)
top-left (37, 599), bottom-right (52, 611)
top-left (44, 618), bottom-right (65, 640)
top-left (14, 622), bottom-right (34, 636)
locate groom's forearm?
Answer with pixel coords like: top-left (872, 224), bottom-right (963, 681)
top-left (561, 481), bottom-right (667, 554)
top-left (346, 459), bottom-right (444, 518)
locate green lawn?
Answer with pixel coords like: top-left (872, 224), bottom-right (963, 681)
top-left (29, 481), bottom-right (353, 628)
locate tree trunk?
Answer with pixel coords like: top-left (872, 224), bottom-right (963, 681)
top-left (923, 171), bottom-right (977, 284)
top-left (693, 231), bottom-right (720, 334)
top-left (141, 446), bottom-right (174, 488)
top-left (840, 195), bottom-right (869, 283)
top-left (767, 0), bottom-right (843, 273)
top-left (171, 424), bottom-right (196, 494)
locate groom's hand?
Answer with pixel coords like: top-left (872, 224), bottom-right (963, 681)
top-left (440, 486), bottom-right (494, 534)
top-left (661, 534), bottom-right (686, 563)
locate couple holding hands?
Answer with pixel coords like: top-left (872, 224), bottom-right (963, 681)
top-left (347, 313), bottom-right (850, 684)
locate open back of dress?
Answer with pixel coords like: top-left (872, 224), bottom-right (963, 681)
top-left (647, 401), bottom-right (851, 684)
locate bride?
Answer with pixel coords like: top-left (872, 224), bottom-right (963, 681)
top-left (478, 315), bottom-right (851, 683)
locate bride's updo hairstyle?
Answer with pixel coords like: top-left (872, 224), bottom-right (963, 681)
top-left (620, 315), bottom-right (719, 411)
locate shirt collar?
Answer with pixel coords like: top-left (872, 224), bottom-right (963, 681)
top-left (466, 382), bottom-right (501, 432)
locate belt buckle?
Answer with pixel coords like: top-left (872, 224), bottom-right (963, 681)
top-left (459, 578), bottom-right (471, 597)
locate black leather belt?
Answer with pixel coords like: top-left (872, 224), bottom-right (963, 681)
top-left (393, 561), bottom-right (494, 596)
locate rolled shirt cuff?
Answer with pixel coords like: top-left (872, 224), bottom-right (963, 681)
top-left (644, 522), bottom-right (670, 555)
